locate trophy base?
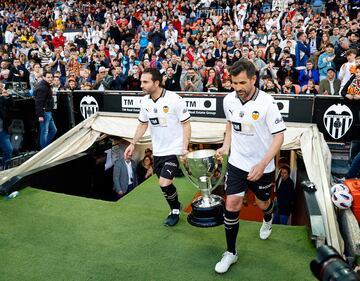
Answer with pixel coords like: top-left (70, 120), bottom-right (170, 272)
top-left (187, 195), bottom-right (225, 227)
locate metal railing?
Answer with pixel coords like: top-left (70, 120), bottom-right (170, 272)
top-left (196, 8), bottom-right (229, 18)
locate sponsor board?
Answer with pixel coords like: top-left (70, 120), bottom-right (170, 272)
top-left (183, 97), bottom-right (217, 117)
top-left (274, 100), bottom-right (290, 118)
top-left (121, 96), bottom-right (143, 113)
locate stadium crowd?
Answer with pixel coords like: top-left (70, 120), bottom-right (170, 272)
top-left (0, 0), bottom-right (359, 97)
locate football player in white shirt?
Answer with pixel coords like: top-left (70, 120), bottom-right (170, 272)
top-left (124, 68), bottom-right (191, 227)
top-left (214, 59), bottom-right (286, 274)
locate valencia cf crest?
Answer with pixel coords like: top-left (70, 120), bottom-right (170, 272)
top-left (80, 95), bottom-right (99, 119)
top-left (323, 104), bottom-right (353, 140)
top-left (163, 106), bottom-right (169, 113)
top-left (252, 111), bottom-right (259, 120)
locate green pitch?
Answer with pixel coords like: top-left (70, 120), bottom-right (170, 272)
top-left (0, 176), bottom-right (316, 281)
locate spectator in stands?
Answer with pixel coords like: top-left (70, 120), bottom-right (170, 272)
top-left (282, 76), bottom-right (297, 95)
top-left (113, 149), bottom-right (138, 198)
top-left (28, 41), bottom-right (41, 64)
top-left (298, 60), bottom-right (319, 87)
top-left (330, 27), bottom-right (341, 48)
top-left (126, 65), bottom-right (142, 90)
top-left (93, 66), bottom-right (112, 91)
top-left (277, 56), bottom-right (298, 85)
top-left (260, 59), bottom-right (277, 81)
top-left (265, 45), bottom-right (280, 66)
top-left (263, 78), bottom-right (280, 95)
top-left (29, 63), bottom-right (42, 93)
top-left (180, 67), bottom-right (203, 92)
top-left (253, 49), bottom-right (266, 70)
top-left (38, 42), bottom-right (52, 68)
top-left (302, 79), bottom-right (319, 95)
top-left (52, 30), bottom-right (65, 50)
top-left (148, 22), bottom-right (166, 50)
top-left (0, 67), bottom-right (10, 87)
top-left (208, 40), bottom-right (220, 59)
top-left (318, 43), bottom-right (336, 81)
top-left (222, 78), bottom-right (233, 92)
top-left (341, 65), bottom-right (360, 100)
top-left (68, 49), bottom-right (81, 77)
top-left (203, 67), bottom-right (222, 92)
top-left (34, 71), bottom-right (57, 150)
top-left (110, 66), bottom-right (127, 91)
top-left (334, 37), bottom-right (350, 71)
top-left (51, 75), bottom-right (63, 97)
top-left (194, 57), bottom-right (207, 79)
top-left (319, 68), bottom-right (341, 95)
top-left (10, 57), bottom-right (29, 85)
top-left (49, 48), bottom-right (66, 85)
top-left (318, 33), bottom-right (332, 55)
top-left (67, 77), bottom-right (78, 91)
top-left (0, 85), bottom-right (13, 170)
top-left (163, 66), bottom-right (181, 91)
top-left (137, 155), bottom-right (154, 184)
top-left (165, 23), bottom-right (178, 48)
top-left (349, 32), bottom-right (359, 50)
top-left (295, 32), bottom-right (310, 68)
top-left (338, 49), bottom-right (358, 92)
top-left (307, 28), bottom-right (321, 59)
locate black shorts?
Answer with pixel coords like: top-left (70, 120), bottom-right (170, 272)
top-left (225, 163), bottom-right (274, 201)
top-left (153, 155), bottom-right (179, 180)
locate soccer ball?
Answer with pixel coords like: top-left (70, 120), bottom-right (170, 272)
top-left (330, 183), bottom-right (349, 195)
top-left (332, 190), bottom-right (353, 209)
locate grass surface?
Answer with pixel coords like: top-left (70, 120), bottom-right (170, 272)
top-left (0, 176), bottom-right (316, 281)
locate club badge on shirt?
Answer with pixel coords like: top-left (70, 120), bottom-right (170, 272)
top-left (252, 111), bottom-right (259, 120)
top-left (163, 106), bottom-right (169, 113)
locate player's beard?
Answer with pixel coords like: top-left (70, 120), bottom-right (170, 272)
top-left (236, 89), bottom-right (251, 101)
top-left (145, 85), bottom-right (158, 98)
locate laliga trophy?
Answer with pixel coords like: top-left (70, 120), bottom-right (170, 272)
top-left (178, 149), bottom-right (228, 227)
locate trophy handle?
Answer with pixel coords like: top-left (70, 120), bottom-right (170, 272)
top-left (177, 156), bottom-right (199, 189)
top-left (210, 154), bottom-right (228, 192)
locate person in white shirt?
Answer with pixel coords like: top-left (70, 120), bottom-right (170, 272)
top-left (338, 49), bottom-right (358, 93)
top-left (4, 26), bottom-right (14, 45)
top-left (124, 68), bottom-right (191, 227)
top-left (165, 23), bottom-right (178, 48)
top-left (214, 59), bottom-right (285, 274)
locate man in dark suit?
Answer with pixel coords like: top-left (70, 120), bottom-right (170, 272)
top-left (113, 151), bottom-right (138, 198)
top-left (274, 165), bottom-right (295, 225)
top-left (319, 68), bottom-right (341, 95)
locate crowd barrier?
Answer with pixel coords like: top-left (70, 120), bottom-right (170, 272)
top-left (8, 91), bottom-right (360, 153)
top-left (196, 8), bottom-right (229, 18)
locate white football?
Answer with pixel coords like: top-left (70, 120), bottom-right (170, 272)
top-left (330, 183), bottom-right (349, 195)
top-left (332, 190), bottom-right (353, 209)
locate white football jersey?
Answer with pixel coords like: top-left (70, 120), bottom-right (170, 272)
top-left (138, 89), bottom-right (191, 156)
top-left (223, 89), bottom-right (286, 173)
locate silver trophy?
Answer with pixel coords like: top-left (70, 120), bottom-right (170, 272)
top-left (178, 149), bottom-right (228, 227)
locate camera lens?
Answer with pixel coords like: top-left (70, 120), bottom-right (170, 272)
top-left (310, 245), bottom-right (360, 281)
